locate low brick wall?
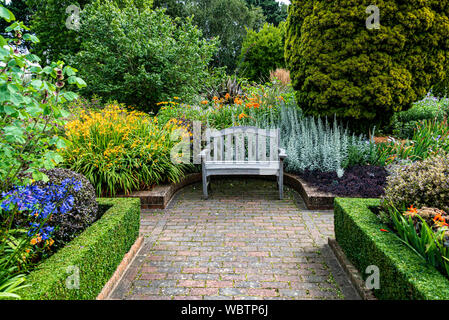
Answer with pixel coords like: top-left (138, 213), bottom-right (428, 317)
top-left (117, 173), bottom-right (202, 209)
top-left (284, 173), bottom-right (335, 210)
top-left (118, 172), bottom-right (337, 211)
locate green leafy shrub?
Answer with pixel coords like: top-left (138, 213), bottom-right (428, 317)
top-left (376, 119), bottom-right (449, 165)
top-left (238, 22), bottom-right (285, 81)
top-left (27, 0), bottom-right (154, 63)
top-left (382, 156), bottom-right (449, 214)
top-left (432, 79), bottom-right (449, 99)
top-left (73, 1), bottom-right (218, 112)
top-left (334, 197), bottom-right (449, 300)
top-left (285, 0), bottom-right (449, 123)
top-left (0, 2), bottom-right (84, 301)
top-left (0, 17), bottom-right (85, 193)
top-left (343, 142), bottom-right (378, 169)
top-left (390, 97), bottom-right (448, 139)
top-left (16, 198), bottom-right (140, 300)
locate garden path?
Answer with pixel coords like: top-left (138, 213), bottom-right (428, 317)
top-left (108, 178), bottom-right (360, 300)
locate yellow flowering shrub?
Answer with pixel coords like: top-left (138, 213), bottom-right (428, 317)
top-left (62, 105), bottom-right (191, 196)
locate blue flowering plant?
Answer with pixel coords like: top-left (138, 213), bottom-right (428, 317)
top-left (0, 2), bottom-right (86, 299)
top-left (0, 178), bottom-right (82, 284)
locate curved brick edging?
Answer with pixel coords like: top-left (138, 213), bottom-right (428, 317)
top-left (119, 172), bottom-right (336, 210)
top-left (283, 173), bottom-right (335, 210)
top-left (118, 173), bottom-right (202, 209)
top-left (97, 236), bottom-right (144, 300)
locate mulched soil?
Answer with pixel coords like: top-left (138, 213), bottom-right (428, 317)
top-left (299, 165), bottom-right (387, 198)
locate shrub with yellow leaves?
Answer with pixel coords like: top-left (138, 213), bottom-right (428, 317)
top-left (62, 105), bottom-right (192, 196)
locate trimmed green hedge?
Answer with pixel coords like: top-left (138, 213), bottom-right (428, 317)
top-left (18, 198), bottom-right (140, 300)
top-left (334, 198), bottom-right (449, 300)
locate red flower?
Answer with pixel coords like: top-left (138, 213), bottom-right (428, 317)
top-left (380, 229), bottom-right (389, 232)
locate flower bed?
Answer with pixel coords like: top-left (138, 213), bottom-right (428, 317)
top-left (62, 105), bottom-right (192, 197)
top-left (15, 198), bottom-right (140, 300)
top-left (334, 197), bottom-right (449, 300)
top-left (299, 165), bottom-right (387, 198)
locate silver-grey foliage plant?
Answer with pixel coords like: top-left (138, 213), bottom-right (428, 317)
top-left (243, 99), bottom-right (375, 175)
top-left (277, 106), bottom-right (373, 176)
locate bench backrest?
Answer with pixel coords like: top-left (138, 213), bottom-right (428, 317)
top-left (204, 126), bottom-right (280, 162)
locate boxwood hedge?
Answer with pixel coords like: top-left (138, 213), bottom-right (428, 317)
top-left (18, 198), bottom-right (140, 300)
top-left (334, 197), bottom-right (449, 300)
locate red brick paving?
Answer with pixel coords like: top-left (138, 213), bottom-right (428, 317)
top-left (109, 179), bottom-right (359, 300)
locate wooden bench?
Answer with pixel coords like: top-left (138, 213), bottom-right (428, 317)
top-left (199, 126), bottom-right (287, 200)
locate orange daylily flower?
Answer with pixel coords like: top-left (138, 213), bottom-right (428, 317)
top-left (433, 214), bottom-right (449, 228)
top-left (406, 205), bottom-right (418, 214)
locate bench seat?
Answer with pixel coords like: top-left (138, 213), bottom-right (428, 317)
top-left (200, 126), bottom-right (287, 200)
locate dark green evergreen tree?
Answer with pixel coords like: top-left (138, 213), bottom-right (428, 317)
top-left (285, 0), bottom-right (449, 125)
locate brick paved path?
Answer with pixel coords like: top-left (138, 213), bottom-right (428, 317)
top-left (109, 178), bottom-right (360, 300)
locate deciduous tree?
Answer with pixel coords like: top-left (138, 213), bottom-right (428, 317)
top-left (74, 0), bottom-right (218, 111)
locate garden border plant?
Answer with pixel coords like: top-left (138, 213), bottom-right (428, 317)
top-left (15, 198), bottom-right (140, 300)
top-left (334, 197), bottom-right (449, 300)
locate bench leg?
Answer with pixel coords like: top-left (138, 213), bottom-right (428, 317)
top-left (202, 162), bottom-right (208, 200)
top-left (202, 175), bottom-right (208, 199)
top-left (279, 167), bottom-right (284, 200)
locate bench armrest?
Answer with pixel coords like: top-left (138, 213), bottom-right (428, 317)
top-left (199, 148), bottom-right (210, 161)
top-left (278, 148), bottom-right (287, 160)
